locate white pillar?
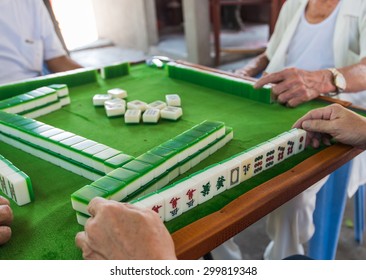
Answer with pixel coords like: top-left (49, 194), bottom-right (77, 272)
top-left (182, 0), bottom-right (212, 66)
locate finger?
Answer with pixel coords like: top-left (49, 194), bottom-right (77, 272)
top-left (0, 204), bottom-right (13, 225)
top-left (302, 119), bottom-right (335, 135)
top-left (292, 106), bottom-right (334, 129)
top-left (0, 226), bottom-right (12, 245)
top-left (75, 231), bottom-right (87, 250)
top-left (254, 72), bottom-right (284, 88)
top-left (75, 231), bottom-right (106, 260)
top-left (0, 196), bottom-right (10, 206)
top-left (87, 197), bottom-right (110, 217)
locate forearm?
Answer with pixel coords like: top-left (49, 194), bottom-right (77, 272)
top-left (46, 55), bottom-right (82, 73)
top-left (236, 53), bottom-right (269, 77)
top-left (339, 58), bottom-right (366, 93)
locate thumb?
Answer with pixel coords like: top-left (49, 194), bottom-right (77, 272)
top-left (302, 119), bottom-right (333, 134)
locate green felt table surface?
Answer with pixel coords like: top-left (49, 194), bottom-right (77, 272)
top-left (0, 63), bottom-right (331, 259)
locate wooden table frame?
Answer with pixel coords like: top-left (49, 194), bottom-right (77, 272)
top-left (210, 0), bottom-right (284, 65)
top-left (170, 61), bottom-right (363, 259)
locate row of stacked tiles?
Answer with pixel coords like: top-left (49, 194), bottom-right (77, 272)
top-left (129, 128), bottom-right (307, 222)
top-left (0, 154), bottom-right (33, 206)
top-left (71, 121), bottom-right (231, 221)
top-left (0, 111), bottom-right (134, 176)
top-left (0, 85), bottom-right (70, 119)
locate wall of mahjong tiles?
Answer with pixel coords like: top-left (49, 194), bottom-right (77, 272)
top-left (0, 63), bottom-right (331, 259)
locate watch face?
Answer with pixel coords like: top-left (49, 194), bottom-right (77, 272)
top-left (335, 74), bottom-right (346, 91)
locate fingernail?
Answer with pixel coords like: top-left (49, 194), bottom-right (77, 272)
top-left (302, 121), bottom-right (310, 129)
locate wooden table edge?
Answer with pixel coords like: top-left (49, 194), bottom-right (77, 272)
top-left (173, 144), bottom-right (362, 259)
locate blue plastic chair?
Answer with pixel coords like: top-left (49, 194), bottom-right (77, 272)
top-left (308, 162), bottom-right (366, 259)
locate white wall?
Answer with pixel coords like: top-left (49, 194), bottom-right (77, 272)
top-left (92, 0), bottom-right (158, 52)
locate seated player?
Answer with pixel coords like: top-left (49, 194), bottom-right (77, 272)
top-left (75, 103), bottom-right (366, 259)
top-left (0, 0), bottom-right (82, 85)
top-left (233, 0), bottom-right (366, 259)
top-left (0, 196), bottom-right (13, 245)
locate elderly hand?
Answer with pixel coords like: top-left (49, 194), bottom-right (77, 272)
top-left (255, 68), bottom-right (335, 107)
top-left (0, 195), bottom-right (13, 245)
top-left (293, 104), bottom-right (366, 149)
top-left (75, 197), bottom-right (177, 260)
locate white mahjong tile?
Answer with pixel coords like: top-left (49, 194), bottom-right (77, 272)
top-left (250, 146), bottom-right (267, 176)
top-left (5, 171), bottom-right (32, 206)
top-left (179, 159), bottom-right (191, 174)
top-left (278, 132), bottom-right (296, 159)
top-left (160, 106), bottom-right (183, 120)
top-left (93, 94), bottom-right (111, 106)
top-left (142, 108), bottom-right (160, 123)
top-left (288, 128), bottom-right (307, 154)
top-left (165, 94), bottom-right (181, 107)
top-left (219, 158), bottom-right (241, 189)
top-left (207, 165), bottom-right (229, 196)
top-left (107, 88), bottom-right (127, 99)
top-left (191, 169), bottom-right (215, 204)
top-left (159, 186), bottom-right (184, 222)
top-left (124, 109), bottom-right (141, 123)
top-left (168, 165), bottom-right (180, 182)
top-left (269, 136), bottom-right (287, 164)
top-left (104, 99), bottom-right (126, 117)
top-left (258, 141), bottom-right (277, 171)
top-left (147, 100), bottom-right (167, 110)
top-left (176, 178), bottom-right (199, 213)
top-left (76, 213), bottom-right (88, 226)
top-left (83, 144), bottom-right (109, 156)
top-left (127, 100), bottom-right (148, 112)
top-left (60, 96), bottom-right (71, 107)
top-left (235, 150), bottom-right (255, 182)
top-left (138, 193), bottom-right (165, 221)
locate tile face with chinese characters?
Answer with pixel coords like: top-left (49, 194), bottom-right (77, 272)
top-left (137, 192), bottom-right (165, 221)
top-left (159, 186), bottom-right (184, 222)
top-left (176, 178), bottom-right (199, 213)
top-left (194, 169), bottom-right (215, 204)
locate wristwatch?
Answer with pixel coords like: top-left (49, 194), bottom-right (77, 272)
top-left (327, 68), bottom-right (346, 96)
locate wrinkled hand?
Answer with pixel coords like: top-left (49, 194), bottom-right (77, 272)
top-left (234, 68), bottom-right (250, 77)
top-left (75, 197), bottom-right (177, 260)
top-left (293, 104), bottom-right (366, 149)
top-left (255, 68), bottom-right (333, 107)
top-left (0, 196), bottom-right (13, 245)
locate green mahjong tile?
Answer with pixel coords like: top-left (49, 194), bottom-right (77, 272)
top-left (22, 121), bottom-right (45, 131)
top-left (91, 176), bottom-right (126, 195)
top-left (173, 134), bottom-right (199, 146)
top-left (104, 154), bottom-right (134, 169)
top-left (17, 94), bottom-right (35, 103)
top-left (123, 160), bottom-right (154, 174)
top-left (149, 146), bottom-right (177, 159)
top-left (31, 124), bottom-right (54, 135)
top-left (48, 84), bottom-right (67, 91)
top-left (181, 129), bottom-right (208, 140)
top-left (71, 184), bottom-right (109, 204)
top-left (108, 167), bottom-right (140, 183)
top-left (160, 139), bottom-right (189, 152)
top-left (12, 117), bottom-right (34, 127)
top-left (135, 153), bottom-right (166, 167)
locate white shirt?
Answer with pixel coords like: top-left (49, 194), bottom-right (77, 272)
top-left (285, 3), bottom-right (340, 70)
top-left (0, 0), bottom-right (66, 85)
top-left (265, 0), bottom-right (366, 103)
